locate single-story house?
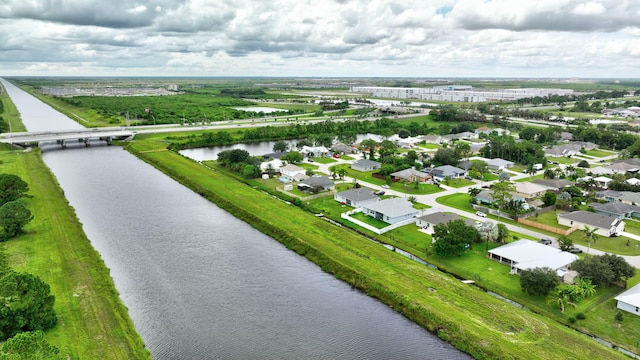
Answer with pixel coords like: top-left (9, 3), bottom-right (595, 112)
top-left (544, 141), bottom-right (597, 158)
top-left (279, 164), bottom-right (307, 181)
top-left (331, 142), bottom-right (356, 155)
top-left (593, 176), bottom-right (613, 189)
top-left (260, 159), bottom-right (284, 173)
top-left (262, 151), bottom-right (289, 159)
top-left (626, 178), bottom-right (640, 186)
top-left (596, 189), bottom-right (623, 203)
top-left (390, 168), bottom-right (431, 183)
top-left (416, 212), bottom-right (476, 234)
top-left (441, 131), bottom-right (477, 143)
top-left (424, 165), bottom-right (467, 181)
top-left (488, 239), bottom-right (578, 276)
top-left (557, 211), bottom-right (625, 237)
top-left (475, 190), bottom-right (526, 205)
top-left (298, 176), bottom-right (335, 192)
top-left (475, 127), bottom-right (509, 136)
top-left (560, 131), bottom-right (573, 141)
top-left (301, 145), bottom-right (329, 158)
top-left (351, 159), bottom-right (381, 172)
top-left (420, 135), bottom-right (442, 144)
top-left (514, 182), bottom-right (548, 198)
top-left (606, 162), bottom-right (640, 174)
top-left (588, 166), bottom-right (616, 176)
top-left (615, 283), bottom-right (640, 317)
top-left (334, 188), bottom-right (379, 207)
top-left (532, 178), bottom-right (574, 192)
top-left (590, 202), bottom-right (640, 219)
top-left (485, 158), bottom-right (515, 171)
top-left (361, 198), bottom-right (420, 225)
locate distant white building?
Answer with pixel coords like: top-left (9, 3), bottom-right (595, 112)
top-left (616, 283), bottom-right (640, 317)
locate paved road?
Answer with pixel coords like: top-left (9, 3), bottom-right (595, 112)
top-left (311, 151), bottom-right (640, 268)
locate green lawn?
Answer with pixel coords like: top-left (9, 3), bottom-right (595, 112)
top-left (482, 173), bottom-right (499, 181)
top-left (529, 210), bottom-right (570, 229)
top-left (623, 219), bottom-right (640, 236)
top-left (567, 231), bottom-right (640, 256)
top-left (552, 157), bottom-right (579, 165)
top-left (311, 157), bottom-right (336, 164)
top-left (416, 143), bottom-right (440, 149)
top-left (516, 174), bottom-right (545, 182)
top-left (339, 155), bottom-right (354, 160)
top-left (584, 149), bottom-right (617, 158)
top-left (298, 163), bottom-right (319, 171)
top-left (350, 212), bottom-right (388, 229)
top-left (445, 178), bottom-right (475, 188)
top-left (346, 170), bottom-right (444, 195)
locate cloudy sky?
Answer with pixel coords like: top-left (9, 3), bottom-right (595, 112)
top-left (1, 0), bottom-right (639, 78)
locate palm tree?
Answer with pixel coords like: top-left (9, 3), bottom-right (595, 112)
top-left (582, 225), bottom-right (599, 254)
top-left (547, 288), bottom-right (576, 313)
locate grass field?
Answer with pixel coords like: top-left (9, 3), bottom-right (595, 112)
top-left (0, 150), bottom-right (149, 359)
top-left (124, 138), bottom-right (629, 359)
top-left (584, 149), bottom-right (617, 158)
top-left (444, 178), bottom-right (475, 188)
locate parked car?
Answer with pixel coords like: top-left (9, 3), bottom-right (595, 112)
top-left (568, 247), bottom-right (583, 254)
top-left (374, 190), bottom-right (385, 196)
top-left (381, 184), bottom-right (390, 189)
top-left (539, 238), bottom-right (552, 245)
top-left (475, 211), bottom-right (487, 218)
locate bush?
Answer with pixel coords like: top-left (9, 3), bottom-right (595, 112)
top-left (576, 313), bottom-right (586, 320)
top-left (615, 312), bottom-right (624, 322)
top-left (568, 316), bottom-right (576, 323)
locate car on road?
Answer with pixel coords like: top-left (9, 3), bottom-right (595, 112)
top-left (475, 211), bottom-right (487, 218)
top-left (539, 238), bottom-right (552, 245)
top-left (381, 184), bottom-right (390, 189)
top-left (568, 247), bottom-right (583, 254)
top-left (374, 190), bottom-right (385, 196)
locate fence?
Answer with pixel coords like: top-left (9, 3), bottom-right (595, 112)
top-left (517, 217), bottom-right (578, 236)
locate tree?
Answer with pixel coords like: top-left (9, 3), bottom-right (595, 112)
top-left (490, 181), bottom-right (515, 221)
top-left (432, 219), bottom-right (479, 257)
top-left (572, 255), bottom-right (615, 287)
top-left (577, 159), bottom-right (589, 168)
top-left (217, 149), bottom-right (250, 166)
top-left (557, 191), bottom-right (572, 207)
top-left (0, 331), bottom-right (61, 359)
top-left (0, 174), bottom-right (30, 207)
top-left (0, 201), bottom-right (33, 239)
top-left (398, 128), bottom-right (411, 139)
top-left (498, 171), bottom-right (510, 182)
top-left (496, 223), bottom-right (509, 244)
top-left (272, 140), bottom-right (288, 153)
top-left (547, 287), bottom-right (577, 313)
top-left (454, 142), bottom-right (471, 161)
top-left (582, 225), bottom-right (599, 254)
top-left (468, 187), bottom-right (481, 197)
top-left (0, 271), bottom-right (57, 340)
top-left (542, 191), bottom-right (557, 207)
top-left (281, 151), bottom-right (303, 163)
top-left (600, 253), bottom-right (636, 283)
top-left (543, 168), bottom-right (556, 179)
top-left (242, 165), bottom-right (259, 178)
top-left (520, 267), bottom-right (559, 296)
top-left (359, 139), bottom-right (378, 160)
top-left (557, 235), bottom-right (573, 251)
top-left (432, 147), bottom-right (459, 166)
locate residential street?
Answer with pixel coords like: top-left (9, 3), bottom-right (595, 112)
top-left (311, 151), bottom-right (640, 268)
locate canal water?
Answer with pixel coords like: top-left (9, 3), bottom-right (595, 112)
top-left (1, 79), bottom-right (470, 359)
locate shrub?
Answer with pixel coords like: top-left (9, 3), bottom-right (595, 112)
top-left (615, 312), bottom-right (624, 322)
top-left (576, 313), bottom-right (586, 320)
top-left (568, 316), bottom-right (576, 323)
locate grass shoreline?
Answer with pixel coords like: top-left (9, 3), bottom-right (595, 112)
top-left (124, 137), bottom-right (626, 359)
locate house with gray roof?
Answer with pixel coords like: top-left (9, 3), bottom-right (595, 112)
top-left (334, 188), bottom-right (379, 208)
top-left (616, 283), bottom-right (640, 317)
top-left (557, 211), bottom-right (625, 237)
top-left (532, 179), bottom-right (574, 192)
top-left (298, 176), bottom-right (335, 192)
top-left (485, 158), bottom-right (514, 171)
top-left (361, 198), bottom-right (420, 224)
top-left (390, 168), bottom-right (431, 182)
top-left (488, 239), bottom-right (578, 276)
top-left (351, 159), bottom-right (381, 172)
top-left (424, 165), bottom-right (467, 181)
top-left (475, 190), bottom-right (525, 205)
top-left (416, 212), bottom-right (476, 234)
top-left (590, 202), bottom-right (640, 219)
top-left (331, 142), bottom-right (356, 155)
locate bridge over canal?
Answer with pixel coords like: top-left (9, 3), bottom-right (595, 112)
top-left (0, 128), bottom-right (135, 147)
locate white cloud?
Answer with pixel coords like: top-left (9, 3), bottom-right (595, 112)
top-left (0, 0), bottom-right (639, 77)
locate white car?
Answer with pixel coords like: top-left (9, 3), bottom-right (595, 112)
top-left (381, 184), bottom-right (390, 189)
top-left (475, 211), bottom-right (487, 218)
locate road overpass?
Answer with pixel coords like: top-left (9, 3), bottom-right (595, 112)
top-left (0, 128), bottom-right (135, 147)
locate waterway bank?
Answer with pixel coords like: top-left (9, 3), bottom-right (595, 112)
top-left (0, 149), bottom-right (150, 359)
top-left (125, 138), bottom-right (627, 360)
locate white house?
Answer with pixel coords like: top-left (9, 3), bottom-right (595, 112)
top-left (260, 159), bottom-right (284, 173)
top-left (615, 283), bottom-right (640, 317)
top-left (361, 198), bottom-right (420, 225)
top-left (334, 188), bottom-right (379, 207)
top-left (557, 211), bottom-right (625, 237)
top-left (351, 159), bottom-right (381, 172)
top-left (488, 239), bottom-right (578, 276)
top-left (485, 158), bottom-right (515, 171)
top-left (279, 164), bottom-right (307, 181)
top-left (301, 145), bottom-right (329, 158)
top-left (416, 212), bottom-right (476, 234)
top-left (514, 182), bottom-right (548, 198)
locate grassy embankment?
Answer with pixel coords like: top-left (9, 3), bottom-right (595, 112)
top-left (124, 135), bottom-right (626, 360)
top-left (0, 90), bottom-right (149, 359)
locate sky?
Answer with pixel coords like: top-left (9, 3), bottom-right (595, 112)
top-left (1, 0), bottom-right (640, 78)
